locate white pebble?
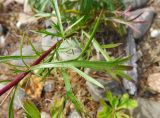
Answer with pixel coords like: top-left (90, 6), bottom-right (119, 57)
top-left (41, 111), bottom-right (51, 118)
top-left (151, 30), bottom-right (160, 38)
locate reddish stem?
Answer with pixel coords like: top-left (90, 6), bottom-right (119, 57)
top-left (0, 42), bottom-right (59, 96)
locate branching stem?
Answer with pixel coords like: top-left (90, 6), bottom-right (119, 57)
top-left (0, 41), bottom-right (61, 96)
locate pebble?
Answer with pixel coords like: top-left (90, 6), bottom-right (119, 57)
top-left (16, 13), bottom-right (38, 29)
top-left (43, 80), bottom-right (55, 92)
top-left (0, 36), bottom-right (6, 48)
top-left (68, 110), bottom-right (81, 118)
top-left (123, 0), bottom-right (149, 10)
top-left (127, 7), bottom-right (156, 39)
top-left (150, 29), bottom-right (160, 38)
top-left (15, 0), bottom-right (25, 4)
top-left (13, 88), bottom-right (26, 110)
top-left (86, 79), bottom-right (124, 101)
top-left (41, 29), bottom-right (60, 51)
top-left (147, 73), bottom-right (160, 93)
top-left (132, 98), bottom-right (160, 118)
top-left (41, 111), bottom-right (51, 118)
top-left (10, 42), bottom-right (42, 66)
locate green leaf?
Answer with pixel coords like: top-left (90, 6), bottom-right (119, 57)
top-left (118, 94), bottom-right (137, 110)
top-left (50, 97), bottom-right (64, 118)
top-left (65, 16), bottom-right (84, 33)
top-left (0, 55), bottom-right (37, 63)
top-left (20, 34), bottom-right (29, 67)
top-left (32, 60), bottom-right (132, 72)
top-left (116, 71), bottom-right (133, 81)
top-left (8, 87), bottom-right (17, 118)
top-left (71, 67), bottom-right (104, 88)
top-left (51, 0), bottom-right (64, 37)
top-left (61, 68), bottom-right (72, 92)
top-left (28, 38), bottom-right (41, 56)
top-left (82, 31), bottom-right (111, 61)
top-left (80, 0), bottom-right (93, 14)
top-left (105, 0), bottom-right (115, 11)
top-left (61, 68), bottom-right (83, 113)
top-left (22, 100), bottom-right (41, 118)
top-left (0, 80), bottom-right (11, 83)
top-left (97, 101), bottom-right (112, 118)
top-left (35, 29), bottom-right (61, 37)
top-left (101, 43), bottom-right (122, 49)
top-left (77, 10), bottom-right (102, 59)
top-left (106, 91), bottom-right (113, 105)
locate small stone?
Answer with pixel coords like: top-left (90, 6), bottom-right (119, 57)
top-left (86, 79), bottom-right (124, 101)
top-left (10, 42), bottom-right (42, 66)
top-left (41, 29), bottom-right (60, 51)
top-left (43, 80), bottom-right (55, 92)
top-left (0, 36), bottom-right (6, 48)
top-left (68, 110), bottom-right (81, 118)
top-left (16, 13), bottom-right (38, 29)
top-left (127, 7), bottom-right (156, 39)
top-left (147, 73), bottom-right (160, 93)
top-left (41, 111), bottom-right (51, 118)
top-left (15, 0), bottom-right (25, 4)
top-left (123, 0), bottom-right (149, 10)
top-left (151, 29), bottom-right (160, 38)
top-left (132, 98), bottom-right (160, 118)
top-left (13, 88), bottom-right (26, 110)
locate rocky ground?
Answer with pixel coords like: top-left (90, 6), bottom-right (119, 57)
top-left (0, 0), bottom-right (160, 118)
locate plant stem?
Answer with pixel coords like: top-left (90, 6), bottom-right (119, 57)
top-left (0, 41), bottom-right (61, 96)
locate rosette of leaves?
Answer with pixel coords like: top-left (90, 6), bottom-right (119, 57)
top-left (98, 92), bottom-right (137, 118)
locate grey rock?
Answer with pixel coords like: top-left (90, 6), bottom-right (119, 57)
top-left (124, 31), bottom-right (138, 95)
top-left (43, 80), bottom-right (55, 92)
top-left (58, 39), bottom-right (81, 61)
top-left (10, 42), bottom-right (42, 66)
top-left (68, 110), bottom-right (81, 118)
top-left (41, 29), bottom-right (60, 51)
top-left (132, 98), bottom-right (160, 118)
top-left (86, 79), bottom-right (124, 101)
top-left (41, 111), bottom-right (51, 118)
top-left (127, 7), bottom-right (156, 39)
top-left (13, 88), bottom-right (26, 110)
top-left (123, 0), bottom-right (149, 10)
